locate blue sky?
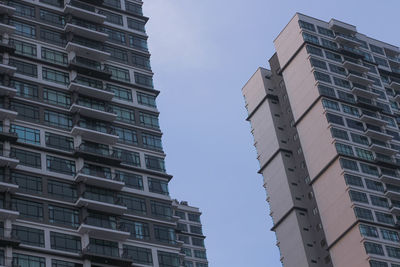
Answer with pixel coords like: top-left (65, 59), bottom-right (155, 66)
top-left (143, 1), bottom-right (400, 266)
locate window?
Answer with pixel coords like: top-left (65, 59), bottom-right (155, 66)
top-left (370, 44), bottom-right (384, 55)
top-left (145, 155), bottom-right (166, 172)
top-left (99, 10), bottom-right (123, 25)
top-left (11, 125), bottom-right (40, 145)
top-left (12, 172), bottom-right (42, 194)
top-left (337, 90), bottom-right (355, 103)
top-left (317, 26), bottom-right (334, 37)
top-left (306, 45), bottom-right (323, 57)
top-left (318, 85), bottom-right (335, 97)
top-left (151, 201), bottom-right (172, 218)
top-left (370, 195), bottom-right (389, 208)
top-left (325, 50), bottom-right (342, 62)
top-left (329, 64), bottom-right (346, 76)
top-left (132, 54), bottom-right (151, 70)
top-left (47, 155), bottom-right (76, 176)
top-left (129, 35), bottom-right (148, 51)
top-left (41, 47), bottom-right (68, 65)
top-left (333, 77), bottom-right (350, 89)
top-left (310, 58), bottom-right (327, 70)
top-left (126, 1), bottom-right (143, 16)
top-left (346, 119), bottom-right (364, 131)
top-left (335, 143), bottom-right (353, 156)
top-left (192, 237), bottom-right (205, 247)
top-left (314, 71), bottom-right (331, 83)
top-left (51, 232), bottom-right (81, 253)
top-left (115, 171), bottom-right (143, 190)
top-left (359, 224), bottom-right (378, 238)
top-left (177, 223), bottom-right (187, 232)
top-left (114, 148), bottom-right (141, 166)
top-left (103, 0), bottom-right (121, 9)
top-left (11, 148), bottom-right (41, 168)
top-left (188, 213), bottom-right (201, 223)
top-left (135, 73), bottom-right (154, 87)
top-left (331, 128), bottom-right (348, 140)
top-left (194, 250), bottom-right (207, 259)
top-left (158, 251), bottom-right (180, 267)
top-left (40, 29), bottom-right (66, 46)
top-left (9, 59), bottom-right (37, 77)
top-left (175, 210), bottom-right (186, 220)
top-left (298, 20), bottom-right (315, 31)
top-left (142, 133), bottom-right (163, 151)
top-left (115, 126), bottom-right (137, 145)
top-left (342, 105), bottom-right (359, 116)
top-left (44, 110), bottom-right (73, 130)
top-left (386, 246), bottom-right (400, 259)
top-left (39, 9), bottom-right (65, 27)
top-left (119, 194), bottom-right (146, 214)
top-left (12, 198), bottom-right (43, 220)
top-left (190, 225), bottom-right (203, 235)
top-left (49, 205), bottom-right (79, 228)
top-left (127, 18), bottom-right (146, 32)
top-left (122, 245), bottom-right (153, 265)
top-left (154, 225), bottom-right (176, 244)
top-left (112, 105), bottom-right (135, 123)
top-left (182, 248), bottom-right (192, 257)
top-left (320, 38), bottom-right (337, 50)
top-left (355, 147), bottom-right (373, 161)
top-left (52, 259), bottom-right (83, 267)
top-left (137, 92), bottom-right (157, 107)
top-left (13, 225), bottom-right (44, 247)
top-left (374, 56), bottom-right (389, 67)
top-left (42, 67), bottom-right (70, 85)
top-left (11, 20), bottom-right (36, 38)
top-left (326, 113), bottom-right (344, 125)
top-left (40, 0), bottom-right (63, 7)
top-left (89, 238), bottom-right (119, 257)
top-left (179, 235), bottom-right (189, 244)
top-left (139, 112), bottom-right (159, 128)
top-left (84, 185), bottom-right (115, 204)
top-left (105, 65), bottom-right (130, 82)
top-left (43, 88), bottom-right (71, 108)
top-left (108, 84), bottom-right (132, 101)
top-left (365, 179), bottom-right (384, 192)
top-left (360, 163), bottom-right (379, 176)
top-left (104, 45), bottom-right (128, 63)
top-left (11, 39), bottom-right (37, 57)
top-left (196, 263), bottom-right (208, 267)
top-left (364, 242), bottom-right (384, 255)
top-left (120, 219), bottom-right (150, 240)
top-left (13, 253), bottom-right (45, 267)
top-left (354, 207), bottom-right (373, 221)
top-left (349, 190), bottom-right (368, 203)
top-left (322, 99), bottom-right (339, 111)
top-left (381, 229), bottom-right (399, 242)
top-left (375, 211), bottom-right (394, 225)
top-left (344, 174), bottom-right (363, 187)
top-left (46, 132), bottom-right (74, 151)
top-left (48, 180), bottom-right (77, 202)
top-left (12, 80), bottom-right (38, 99)
top-left (9, 2), bottom-right (35, 18)
top-left (340, 158), bottom-right (358, 171)
top-left (104, 27), bottom-right (126, 44)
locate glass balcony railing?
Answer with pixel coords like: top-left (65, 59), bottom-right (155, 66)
top-left (76, 143), bottom-right (119, 159)
top-left (68, 0), bottom-right (96, 12)
top-left (70, 18), bottom-right (104, 32)
top-left (71, 36), bottom-right (104, 51)
top-left (76, 120), bottom-right (115, 135)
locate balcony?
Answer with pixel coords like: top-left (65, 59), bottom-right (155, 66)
top-left (0, 41), bottom-right (14, 53)
top-left (64, 0), bottom-right (106, 24)
top-left (70, 122), bottom-right (119, 145)
top-left (0, 83), bottom-right (16, 97)
top-left (373, 154), bottom-right (398, 169)
top-left (0, 127), bottom-right (17, 142)
top-left (351, 84), bottom-right (379, 99)
top-left (390, 202), bottom-right (400, 215)
top-left (0, 201), bottom-right (18, 220)
top-left (347, 71), bottom-right (373, 86)
top-left (68, 81), bottom-right (114, 101)
top-left (78, 223), bottom-right (130, 240)
top-left (385, 185), bottom-right (400, 201)
top-left (0, 230), bottom-right (20, 247)
top-left (64, 21), bottom-right (108, 42)
top-left (359, 112), bottom-right (387, 126)
top-left (0, 150), bottom-right (18, 168)
top-left (0, 59), bottom-right (16, 76)
top-left (381, 172), bottom-right (400, 186)
top-left (364, 126), bottom-right (392, 142)
top-left (329, 19), bottom-right (357, 35)
top-left (0, 178), bottom-right (17, 193)
top-left (335, 33), bottom-right (360, 47)
top-left (65, 38), bottom-right (110, 61)
top-left (73, 143), bottom-right (121, 165)
top-left (0, 3), bottom-right (14, 15)
top-left (69, 103), bottom-right (116, 122)
top-left (75, 197), bottom-right (127, 215)
top-left (68, 57), bottom-right (111, 79)
top-left (82, 245), bottom-right (132, 267)
top-left (343, 60), bottom-right (369, 73)
top-left (390, 80), bottom-right (400, 91)
top-left (0, 106), bottom-right (17, 121)
top-left (74, 168), bottom-right (124, 190)
top-left (0, 19), bottom-right (15, 35)
top-left (369, 143), bottom-right (398, 156)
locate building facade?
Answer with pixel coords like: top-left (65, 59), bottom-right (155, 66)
top-left (243, 13), bottom-right (400, 267)
top-left (0, 0), bottom-right (195, 266)
top-left (173, 200), bottom-right (208, 267)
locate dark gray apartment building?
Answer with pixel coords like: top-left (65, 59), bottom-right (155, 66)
top-left (0, 0), bottom-right (208, 266)
top-left (243, 13), bottom-right (400, 267)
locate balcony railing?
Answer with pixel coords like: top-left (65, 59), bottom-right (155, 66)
top-left (68, 0), bottom-right (96, 12)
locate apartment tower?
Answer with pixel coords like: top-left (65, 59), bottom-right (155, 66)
top-left (0, 0), bottom-right (196, 266)
top-left (243, 13), bottom-right (400, 267)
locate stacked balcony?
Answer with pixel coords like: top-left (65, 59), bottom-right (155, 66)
top-left (335, 32), bottom-right (360, 48)
top-left (69, 98), bottom-right (116, 122)
top-left (390, 200), bottom-right (400, 215)
top-left (68, 77), bottom-right (114, 101)
top-left (69, 56), bottom-right (111, 80)
top-left (364, 124), bottom-right (392, 141)
top-left (369, 139), bottom-right (398, 156)
top-left (373, 153), bottom-right (398, 169)
top-left (82, 244), bottom-right (132, 267)
top-left (0, 2), bottom-right (15, 16)
top-left (70, 120), bottom-right (119, 145)
top-left (75, 195), bottom-right (127, 215)
top-left (390, 79), bottom-right (400, 91)
top-left (64, 0), bottom-right (106, 24)
top-left (74, 165), bottom-right (124, 190)
top-left (385, 184), bottom-right (400, 201)
top-left (74, 142), bottom-right (121, 165)
top-left (0, 148), bottom-right (18, 168)
top-left (328, 19), bottom-right (357, 35)
top-left (66, 36), bottom-right (110, 61)
top-left (380, 169), bottom-right (400, 186)
top-left (0, 200), bottom-right (18, 220)
top-left (65, 18), bottom-right (108, 42)
top-left (347, 70), bottom-right (373, 86)
top-left (359, 111), bottom-right (387, 126)
top-left (0, 171), bottom-right (17, 192)
top-left (351, 83), bottom-right (379, 99)
top-left (343, 58), bottom-right (369, 73)
top-left (0, 18), bottom-right (14, 35)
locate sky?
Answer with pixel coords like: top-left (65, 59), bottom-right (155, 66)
top-left (143, 1), bottom-right (400, 266)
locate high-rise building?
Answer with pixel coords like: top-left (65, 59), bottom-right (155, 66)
top-left (0, 0), bottom-right (195, 266)
top-left (173, 200), bottom-right (208, 267)
top-left (243, 13), bottom-right (400, 267)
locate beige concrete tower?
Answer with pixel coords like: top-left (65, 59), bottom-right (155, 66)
top-left (243, 13), bottom-right (400, 267)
